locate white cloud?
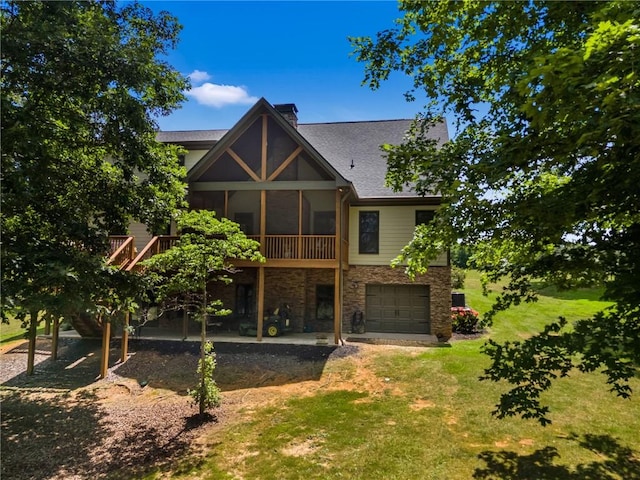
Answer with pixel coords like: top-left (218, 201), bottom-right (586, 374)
top-left (187, 69), bottom-right (211, 84)
top-left (186, 83), bottom-right (259, 108)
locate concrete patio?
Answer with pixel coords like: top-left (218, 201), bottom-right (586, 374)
top-left (56, 327), bottom-right (447, 348)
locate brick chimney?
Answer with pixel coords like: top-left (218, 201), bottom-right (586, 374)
top-left (274, 103), bottom-right (298, 128)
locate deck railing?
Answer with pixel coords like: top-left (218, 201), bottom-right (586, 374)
top-left (125, 235), bottom-right (180, 272)
top-left (247, 235), bottom-right (337, 260)
top-left (107, 236), bottom-right (136, 268)
top-left (109, 235), bottom-right (131, 254)
top-left (127, 234), bottom-right (342, 271)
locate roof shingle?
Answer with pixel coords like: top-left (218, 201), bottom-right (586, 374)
top-left (157, 114), bottom-right (448, 200)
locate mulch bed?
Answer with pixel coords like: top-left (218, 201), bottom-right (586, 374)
top-left (0, 337), bottom-right (359, 480)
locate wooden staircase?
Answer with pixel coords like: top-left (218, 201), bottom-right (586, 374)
top-left (69, 236), bottom-right (136, 338)
top-left (125, 235), bottom-right (179, 272)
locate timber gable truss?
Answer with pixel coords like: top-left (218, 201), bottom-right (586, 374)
top-left (187, 98), bottom-right (350, 269)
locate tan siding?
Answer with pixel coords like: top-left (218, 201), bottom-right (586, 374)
top-left (185, 150), bottom-right (209, 172)
top-left (349, 205), bottom-right (447, 266)
top-left (128, 221), bottom-right (153, 253)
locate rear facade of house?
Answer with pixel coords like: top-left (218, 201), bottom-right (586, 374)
top-left (129, 98), bottom-right (452, 343)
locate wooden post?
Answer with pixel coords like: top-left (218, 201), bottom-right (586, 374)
top-left (257, 266), bottom-right (265, 342)
top-left (120, 312), bottom-right (129, 363)
top-left (100, 318), bottom-right (111, 379)
top-left (51, 316), bottom-right (59, 361)
top-left (261, 114), bottom-right (268, 179)
top-left (298, 190), bottom-right (303, 259)
top-left (334, 268), bottom-right (341, 345)
top-left (257, 185), bottom-right (266, 342)
top-left (334, 189), bottom-right (343, 345)
top-left (26, 309), bottom-right (38, 375)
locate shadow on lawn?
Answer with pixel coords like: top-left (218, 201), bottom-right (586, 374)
top-left (473, 434), bottom-right (640, 480)
top-left (531, 281), bottom-right (606, 302)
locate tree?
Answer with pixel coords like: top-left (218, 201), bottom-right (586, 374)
top-left (1, 1), bottom-right (188, 371)
top-left (351, 1), bottom-right (640, 424)
top-left (142, 210), bottom-right (264, 416)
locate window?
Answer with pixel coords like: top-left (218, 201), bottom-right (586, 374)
top-left (316, 285), bottom-right (334, 320)
top-left (416, 210), bottom-right (435, 226)
top-left (236, 284), bottom-right (255, 318)
top-left (359, 211), bottom-right (379, 254)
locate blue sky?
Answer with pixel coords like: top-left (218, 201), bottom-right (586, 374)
top-left (145, 1), bottom-right (424, 132)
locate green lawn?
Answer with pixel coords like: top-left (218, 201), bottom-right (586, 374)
top-left (0, 317), bottom-right (44, 345)
top-left (149, 271), bottom-right (639, 479)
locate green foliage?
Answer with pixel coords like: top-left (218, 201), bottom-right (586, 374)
top-left (352, 1), bottom-right (640, 422)
top-left (451, 244), bottom-right (474, 269)
top-left (1, 1), bottom-right (187, 326)
top-left (451, 266), bottom-right (466, 289)
top-left (142, 210), bottom-right (264, 321)
top-left (142, 210), bottom-right (264, 415)
top-left (188, 341), bottom-right (221, 411)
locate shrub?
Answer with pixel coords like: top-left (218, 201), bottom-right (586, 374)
top-left (451, 266), bottom-right (466, 289)
top-left (451, 306), bottom-right (480, 334)
top-left (189, 341), bottom-right (221, 414)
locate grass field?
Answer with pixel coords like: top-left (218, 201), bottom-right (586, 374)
top-left (0, 317), bottom-right (44, 346)
top-left (146, 271), bottom-right (639, 479)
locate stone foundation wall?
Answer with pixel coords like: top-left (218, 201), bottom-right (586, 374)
top-left (203, 264), bottom-right (451, 339)
top-left (343, 265), bottom-right (451, 340)
top-left (208, 268), bottom-right (257, 316)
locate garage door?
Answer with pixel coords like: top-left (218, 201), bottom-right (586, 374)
top-left (365, 285), bottom-right (430, 334)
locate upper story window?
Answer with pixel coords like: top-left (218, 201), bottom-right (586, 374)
top-left (359, 211), bottom-right (379, 254)
top-left (415, 210), bottom-right (435, 226)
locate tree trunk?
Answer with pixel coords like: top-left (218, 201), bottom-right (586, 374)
top-left (182, 308), bottom-right (188, 340)
top-left (26, 309), bottom-right (38, 375)
top-left (121, 312), bottom-right (129, 363)
top-left (44, 315), bottom-right (51, 336)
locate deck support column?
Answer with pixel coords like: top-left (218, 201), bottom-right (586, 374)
top-left (334, 268), bottom-right (341, 345)
top-left (334, 189), bottom-right (343, 345)
top-left (120, 312), bottom-right (129, 363)
top-left (100, 318), bottom-right (111, 379)
top-left (26, 309), bottom-right (38, 375)
top-left (257, 266), bottom-right (265, 342)
top-left (51, 316), bottom-right (59, 361)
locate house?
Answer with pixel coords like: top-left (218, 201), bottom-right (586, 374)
top-left (126, 98), bottom-right (452, 344)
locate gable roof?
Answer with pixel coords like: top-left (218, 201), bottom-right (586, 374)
top-left (185, 98), bottom-right (349, 186)
top-left (158, 99), bottom-right (448, 201)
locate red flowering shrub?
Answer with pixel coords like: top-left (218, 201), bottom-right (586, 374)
top-left (451, 306), bottom-right (481, 334)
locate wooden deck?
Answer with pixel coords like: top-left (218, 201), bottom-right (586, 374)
top-left (125, 234), bottom-right (344, 271)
